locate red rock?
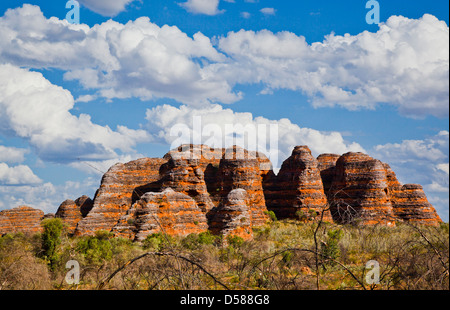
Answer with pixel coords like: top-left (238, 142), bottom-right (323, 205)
top-left (159, 145), bottom-right (218, 212)
top-left (75, 158), bottom-right (167, 236)
top-left (112, 188), bottom-right (208, 241)
top-left (317, 153), bottom-right (340, 195)
top-left (55, 195), bottom-right (93, 234)
top-left (328, 152), bottom-right (396, 226)
top-left (392, 184), bottom-right (442, 226)
top-left (209, 189), bottom-right (253, 241)
top-left (0, 206), bottom-right (44, 235)
top-left (213, 146), bottom-right (269, 226)
top-left (265, 146), bottom-right (333, 222)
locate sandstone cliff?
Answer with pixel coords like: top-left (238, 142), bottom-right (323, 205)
top-left (0, 206), bottom-right (44, 235)
top-left (0, 144), bottom-right (443, 239)
top-left (265, 146), bottom-right (332, 222)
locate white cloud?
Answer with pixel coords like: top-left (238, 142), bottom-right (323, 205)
top-left (216, 14), bottom-right (449, 118)
top-left (0, 63), bottom-right (150, 163)
top-left (0, 145), bottom-right (28, 164)
top-left (179, 0), bottom-right (224, 15)
top-left (241, 12), bottom-right (251, 19)
top-left (372, 131), bottom-right (449, 221)
top-left (260, 8), bottom-right (276, 15)
top-left (0, 163), bottom-right (42, 185)
top-left (77, 0), bottom-right (136, 17)
top-left (0, 177), bottom-right (98, 214)
top-left (437, 163), bottom-right (449, 175)
top-left (145, 103), bottom-right (365, 169)
top-left (0, 6), bottom-right (447, 117)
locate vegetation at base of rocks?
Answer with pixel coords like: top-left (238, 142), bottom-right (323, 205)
top-left (0, 220), bottom-right (448, 290)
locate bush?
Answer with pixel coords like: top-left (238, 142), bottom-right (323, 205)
top-left (321, 229), bottom-right (343, 264)
top-left (265, 210), bottom-right (277, 222)
top-left (182, 231), bottom-right (220, 250)
top-left (40, 218), bottom-right (64, 269)
top-left (142, 233), bottom-right (175, 251)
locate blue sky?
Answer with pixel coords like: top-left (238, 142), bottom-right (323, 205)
top-left (0, 0), bottom-right (448, 220)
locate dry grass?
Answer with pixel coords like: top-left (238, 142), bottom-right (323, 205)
top-left (0, 220), bottom-right (448, 290)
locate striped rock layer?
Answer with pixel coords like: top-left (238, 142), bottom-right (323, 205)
top-left (1, 144), bottom-right (442, 238)
top-left (0, 206), bottom-right (44, 235)
top-left (55, 195), bottom-right (93, 234)
top-left (264, 146), bottom-right (333, 222)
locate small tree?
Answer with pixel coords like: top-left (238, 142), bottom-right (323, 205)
top-left (41, 218), bottom-right (64, 270)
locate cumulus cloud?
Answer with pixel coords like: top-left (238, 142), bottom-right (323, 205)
top-left (0, 5), bottom-right (237, 106)
top-left (145, 103), bottom-right (365, 169)
top-left (179, 0), bottom-right (224, 15)
top-left (0, 163), bottom-right (42, 185)
top-left (0, 6), bottom-right (447, 117)
top-left (77, 0), bottom-right (136, 17)
top-left (0, 63), bottom-right (150, 163)
top-left (0, 177), bottom-right (98, 213)
top-left (0, 145), bottom-right (28, 164)
top-left (260, 8), bottom-right (276, 15)
top-left (216, 14), bottom-right (449, 117)
top-left (372, 131), bottom-right (449, 220)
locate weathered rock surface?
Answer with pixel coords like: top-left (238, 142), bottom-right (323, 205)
top-left (209, 189), bottom-right (253, 241)
top-left (317, 153), bottom-right (340, 195)
top-left (3, 144), bottom-right (442, 238)
top-left (214, 146), bottom-right (269, 226)
top-left (159, 145), bottom-right (218, 213)
top-left (0, 206), bottom-right (44, 235)
top-left (75, 158), bottom-right (167, 236)
top-left (112, 188), bottom-right (208, 241)
top-left (392, 184), bottom-right (442, 226)
top-left (55, 195), bottom-right (93, 234)
top-left (328, 152), bottom-right (396, 226)
top-left (265, 146), bottom-right (332, 222)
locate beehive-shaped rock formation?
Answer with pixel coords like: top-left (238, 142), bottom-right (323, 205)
top-left (0, 206), bottom-right (44, 235)
top-left (328, 152), bottom-right (396, 226)
top-left (209, 189), bottom-right (253, 240)
top-left (214, 146), bottom-right (269, 226)
top-left (392, 184), bottom-right (442, 226)
top-left (55, 195), bottom-right (93, 234)
top-left (112, 188), bottom-right (208, 241)
top-left (265, 146), bottom-right (332, 222)
top-left (75, 158), bottom-right (167, 236)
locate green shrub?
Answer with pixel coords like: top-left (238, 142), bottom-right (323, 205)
top-left (40, 218), bottom-right (64, 269)
top-left (321, 229), bottom-right (344, 264)
top-left (142, 233), bottom-right (175, 251)
top-left (227, 235), bottom-right (244, 247)
top-left (264, 210), bottom-right (277, 222)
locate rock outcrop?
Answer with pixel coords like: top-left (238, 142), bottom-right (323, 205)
top-left (317, 153), bottom-right (340, 194)
top-left (327, 152), bottom-right (396, 226)
top-left (75, 158), bottom-right (167, 236)
top-left (392, 184), bottom-right (442, 226)
top-left (214, 146), bottom-right (269, 226)
top-left (112, 188), bottom-right (208, 241)
top-left (265, 146), bottom-right (332, 222)
top-left (1, 144), bottom-right (442, 239)
top-left (55, 195), bottom-right (93, 234)
top-left (0, 206), bottom-right (44, 235)
top-left (209, 189), bottom-right (253, 241)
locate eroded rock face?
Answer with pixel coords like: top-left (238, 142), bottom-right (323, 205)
top-left (209, 189), bottom-right (253, 241)
top-left (75, 158), bottom-right (167, 236)
top-left (317, 153), bottom-right (340, 195)
top-left (112, 188), bottom-right (208, 241)
top-left (328, 152), bottom-right (396, 226)
top-left (55, 195), bottom-right (93, 234)
top-left (392, 184), bottom-right (442, 226)
top-left (214, 146), bottom-right (269, 226)
top-left (159, 145), bottom-right (219, 213)
top-left (0, 206), bottom-right (44, 235)
top-left (265, 146), bottom-right (332, 222)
